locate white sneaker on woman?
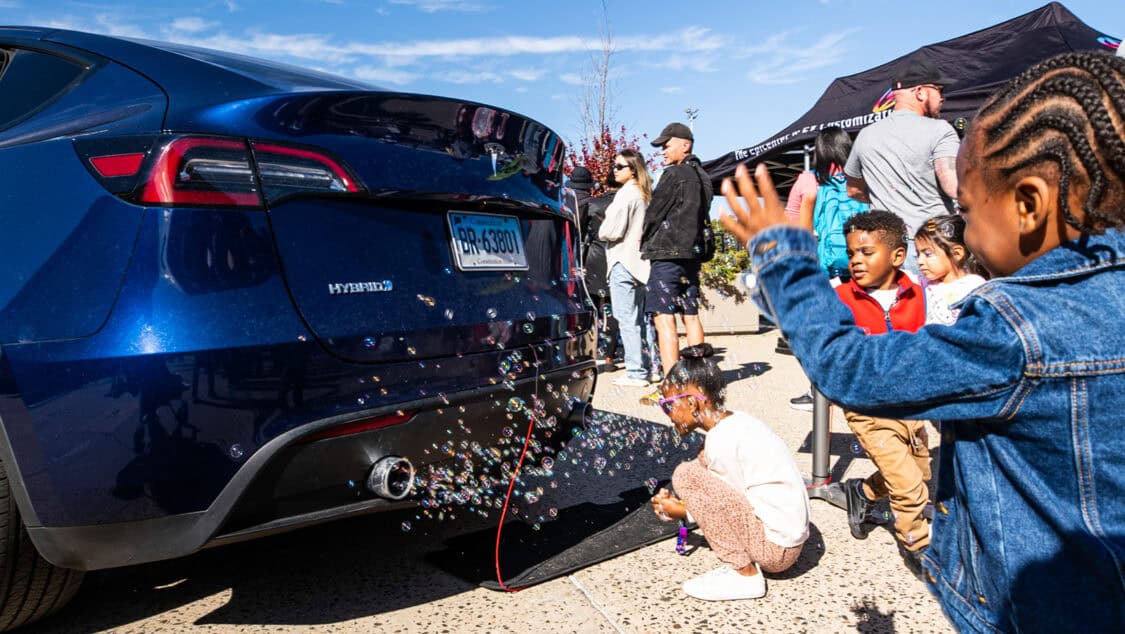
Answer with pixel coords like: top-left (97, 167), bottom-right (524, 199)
top-left (612, 376), bottom-right (649, 387)
top-left (682, 564), bottom-right (766, 601)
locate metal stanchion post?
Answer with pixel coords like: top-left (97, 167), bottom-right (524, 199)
top-left (806, 386), bottom-right (846, 509)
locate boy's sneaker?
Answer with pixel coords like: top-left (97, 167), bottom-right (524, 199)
top-left (613, 376), bottom-right (649, 388)
top-left (900, 544), bottom-right (929, 582)
top-left (789, 391), bottom-right (814, 412)
top-left (844, 479), bottom-right (875, 540)
top-left (683, 564), bottom-right (766, 601)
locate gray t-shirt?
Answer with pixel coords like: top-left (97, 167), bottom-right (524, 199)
top-left (845, 110), bottom-right (961, 235)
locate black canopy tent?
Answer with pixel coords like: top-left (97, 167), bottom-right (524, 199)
top-left (702, 2), bottom-right (1120, 190)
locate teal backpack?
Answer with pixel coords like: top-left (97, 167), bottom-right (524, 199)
top-left (812, 173), bottom-right (869, 277)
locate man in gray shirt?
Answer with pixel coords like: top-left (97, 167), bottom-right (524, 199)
top-left (845, 58), bottom-right (960, 271)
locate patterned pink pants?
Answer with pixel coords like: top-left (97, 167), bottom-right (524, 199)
top-left (672, 458), bottom-right (803, 572)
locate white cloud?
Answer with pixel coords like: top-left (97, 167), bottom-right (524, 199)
top-left (660, 86), bottom-right (684, 94)
top-left (168, 31), bottom-right (354, 64)
top-left (348, 27), bottom-right (723, 59)
top-left (389, 0), bottom-right (489, 12)
top-left (169, 17), bottom-right (217, 33)
top-left (745, 28), bottom-right (859, 85)
top-left (509, 68), bottom-right (543, 81)
top-left (559, 73), bottom-right (583, 86)
top-left (649, 54), bottom-right (716, 73)
top-left (352, 65), bottom-right (419, 85)
top-left (433, 70), bottom-right (502, 84)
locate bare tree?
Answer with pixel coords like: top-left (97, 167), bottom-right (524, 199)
top-left (577, 0), bottom-right (615, 144)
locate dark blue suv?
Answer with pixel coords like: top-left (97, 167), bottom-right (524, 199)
top-left (0, 26), bottom-right (594, 629)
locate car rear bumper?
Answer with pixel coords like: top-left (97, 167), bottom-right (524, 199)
top-left (22, 362), bottom-right (594, 570)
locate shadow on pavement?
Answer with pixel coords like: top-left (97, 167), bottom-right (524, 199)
top-left (39, 411), bottom-right (701, 630)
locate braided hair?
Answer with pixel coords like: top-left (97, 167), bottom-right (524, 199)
top-left (970, 51), bottom-right (1125, 233)
top-left (664, 344), bottom-right (726, 407)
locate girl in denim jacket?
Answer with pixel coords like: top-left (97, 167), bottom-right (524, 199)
top-left (720, 52), bottom-right (1125, 633)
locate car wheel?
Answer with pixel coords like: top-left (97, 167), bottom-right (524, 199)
top-left (0, 459), bottom-right (83, 631)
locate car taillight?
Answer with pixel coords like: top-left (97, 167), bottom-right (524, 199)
top-left (76, 134), bottom-right (364, 209)
top-left (252, 141), bottom-right (359, 205)
top-left (89, 153), bottom-right (145, 178)
top-left (140, 136), bottom-right (261, 207)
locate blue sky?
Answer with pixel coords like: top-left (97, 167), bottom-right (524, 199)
top-left (2, 0), bottom-right (1122, 166)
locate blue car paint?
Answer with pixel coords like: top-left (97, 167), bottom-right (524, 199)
top-left (0, 28), bottom-right (594, 569)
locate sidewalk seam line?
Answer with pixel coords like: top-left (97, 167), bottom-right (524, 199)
top-left (568, 574), bottom-right (627, 634)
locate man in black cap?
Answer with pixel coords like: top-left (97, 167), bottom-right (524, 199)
top-left (641, 122), bottom-right (713, 380)
top-left (845, 57), bottom-right (961, 273)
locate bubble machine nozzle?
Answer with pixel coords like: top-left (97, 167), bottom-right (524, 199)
top-left (367, 456), bottom-right (415, 500)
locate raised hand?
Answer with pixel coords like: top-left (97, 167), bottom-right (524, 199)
top-left (719, 163), bottom-right (793, 245)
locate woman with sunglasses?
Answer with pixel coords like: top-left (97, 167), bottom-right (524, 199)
top-left (651, 344), bottom-right (809, 601)
top-left (598, 148), bottom-right (657, 387)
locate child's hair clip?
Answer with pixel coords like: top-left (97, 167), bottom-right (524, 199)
top-left (678, 344), bottom-right (714, 359)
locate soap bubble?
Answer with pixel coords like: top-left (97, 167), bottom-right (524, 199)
top-left (363, 337), bottom-right (377, 349)
top-left (486, 308), bottom-right (498, 319)
top-left (417, 294), bottom-right (435, 307)
top-left (401, 521), bottom-right (413, 532)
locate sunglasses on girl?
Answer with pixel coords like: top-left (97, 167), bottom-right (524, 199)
top-left (613, 163), bottom-right (630, 170)
top-left (657, 393), bottom-right (707, 414)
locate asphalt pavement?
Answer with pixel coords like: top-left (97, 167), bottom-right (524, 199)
top-left (32, 325), bottom-right (954, 633)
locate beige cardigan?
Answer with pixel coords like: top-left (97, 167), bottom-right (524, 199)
top-left (597, 180), bottom-right (650, 283)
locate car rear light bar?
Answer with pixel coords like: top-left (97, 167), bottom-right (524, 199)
top-left (78, 134), bottom-right (363, 209)
top-left (299, 410), bottom-right (415, 444)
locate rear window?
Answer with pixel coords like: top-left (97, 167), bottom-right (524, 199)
top-left (0, 47), bottom-right (85, 130)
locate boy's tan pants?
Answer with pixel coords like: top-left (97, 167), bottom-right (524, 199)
top-left (844, 411), bottom-right (931, 551)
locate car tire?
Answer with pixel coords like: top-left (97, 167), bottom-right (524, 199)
top-left (0, 458), bottom-right (83, 631)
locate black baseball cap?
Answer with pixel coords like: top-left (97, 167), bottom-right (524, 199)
top-left (651, 122), bottom-right (693, 147)
top-left (892, 58), bottom-right (956, 90)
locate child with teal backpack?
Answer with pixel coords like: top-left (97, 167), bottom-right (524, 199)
top-left (795, 126), bottom-right (870, 280)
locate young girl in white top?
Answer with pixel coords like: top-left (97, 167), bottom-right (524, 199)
top-left (914, 214), bottom-right (988, 325)
top-left (650, 344), bottom-right (809, 601)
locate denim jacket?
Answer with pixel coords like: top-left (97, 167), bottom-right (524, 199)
top-left (748, 226), bottom-right (1125, 633)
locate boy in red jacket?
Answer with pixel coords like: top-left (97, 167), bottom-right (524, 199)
top-left (833, 210), bottom-right (930, 577)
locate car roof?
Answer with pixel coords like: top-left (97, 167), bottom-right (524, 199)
top-left (1, 26), bottom-right (376, 115)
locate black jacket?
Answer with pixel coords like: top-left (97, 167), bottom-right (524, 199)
top-left (581, 191), bottom-right (615, 298)
top-left (640, 155), bottom-right (713, 261)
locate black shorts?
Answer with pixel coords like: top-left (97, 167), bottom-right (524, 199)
top-left (646, 259), bottom-right (701, 315)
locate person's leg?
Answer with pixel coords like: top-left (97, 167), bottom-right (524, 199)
top-left (603, 299), bottom-right (620, 361)
top-left (607, 263), bottom-right (646, 381)
top-left (683, 314), bottom-right (704, 346)
top-left (846, 412), bottom-right (930, 550)
top-left (654, 313), bottom-right (680, 379)
top-left (681, 260), bottom-right (705, 346)
top-left (672, 459), bottom-right (802, 573)
top-left (644, 314), bottom-right (661, 381)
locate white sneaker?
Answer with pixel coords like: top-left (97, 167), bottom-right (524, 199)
top-left (683, 564), bottom-right (766, 601)
top-left (612, 376), bottom-right (650, 387)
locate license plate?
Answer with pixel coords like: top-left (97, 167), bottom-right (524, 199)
top-left (447, 212), bottom-right (528, 271)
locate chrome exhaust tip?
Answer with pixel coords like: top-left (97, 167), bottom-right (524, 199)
top-left (366, 456), bottom-right (415, 500)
